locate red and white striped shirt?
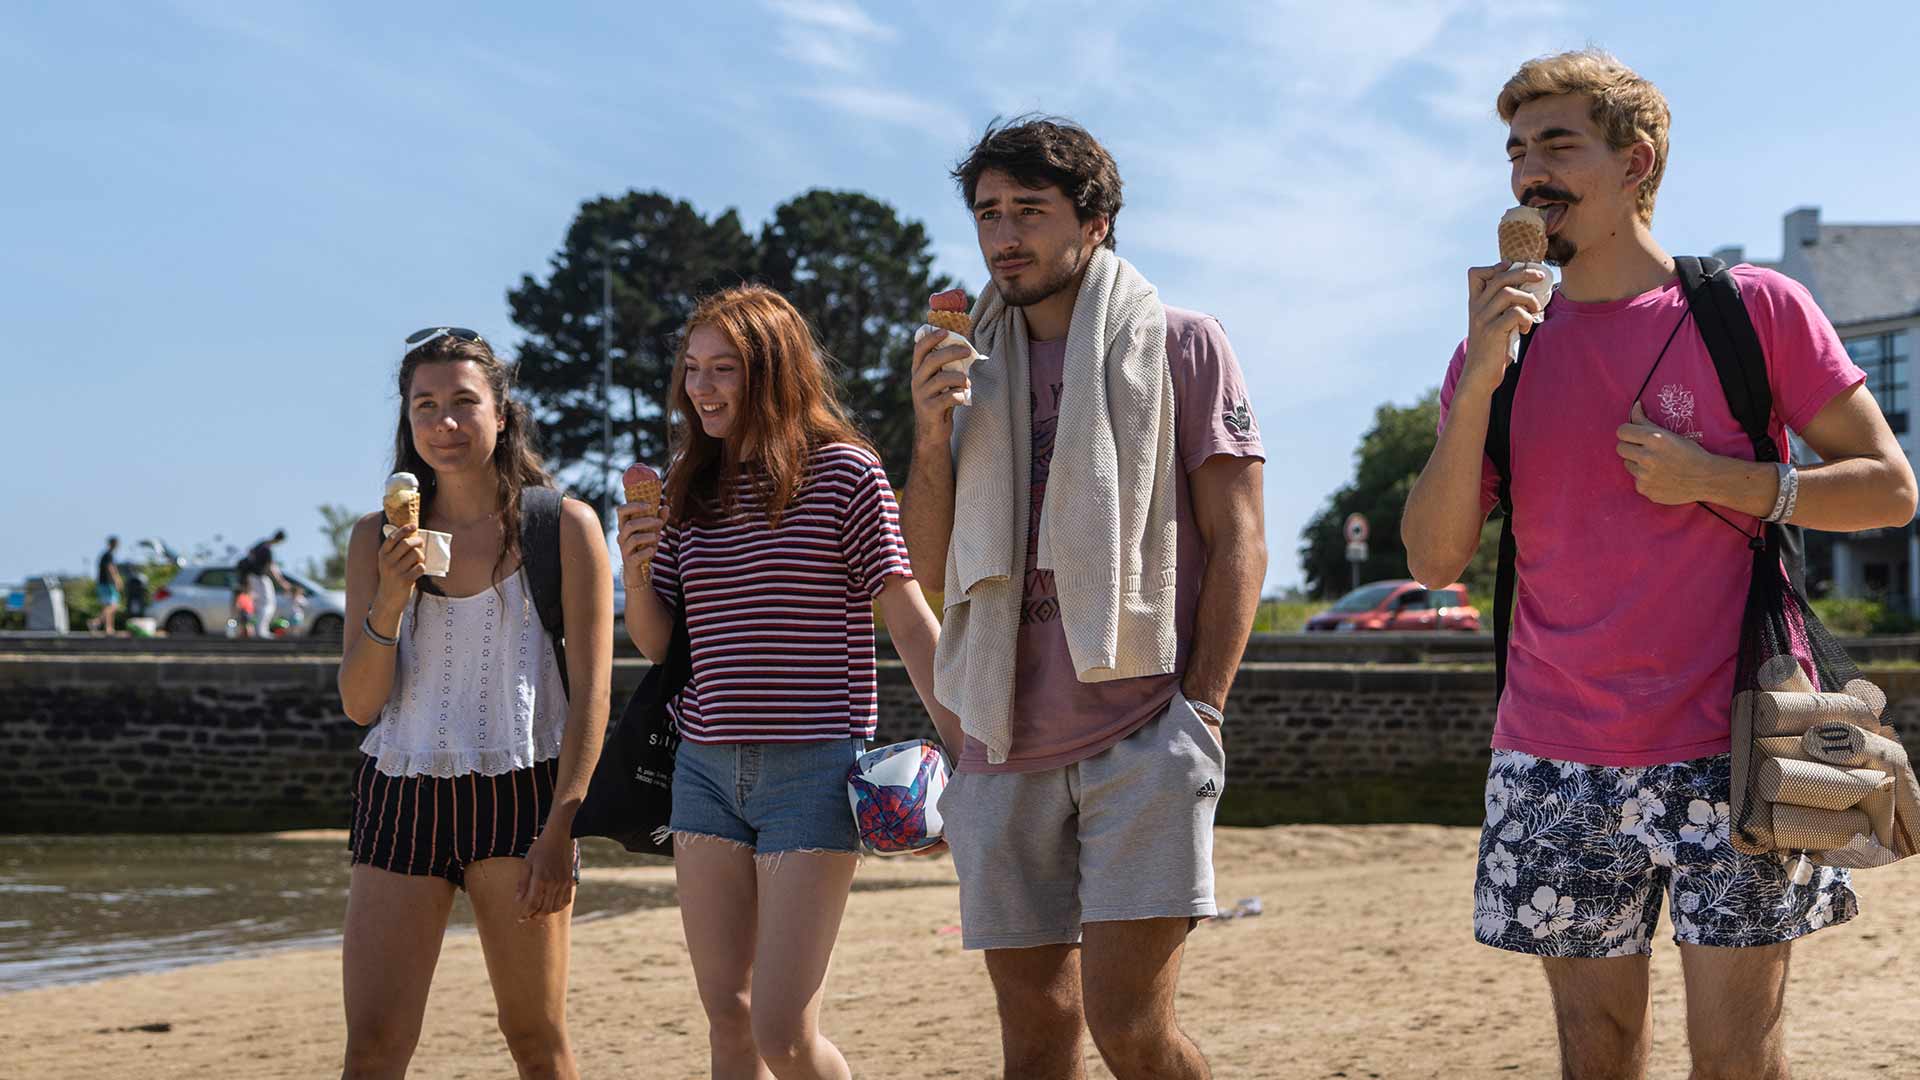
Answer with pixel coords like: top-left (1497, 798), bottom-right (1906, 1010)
top-left (652, 443), bottom-right (912, 743)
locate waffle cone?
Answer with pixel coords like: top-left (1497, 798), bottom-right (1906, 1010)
top-left (624, 478), bottom-right (662, 585)
top-left (384, 492), bottom-right (420, 529)
top-left (1498, 219), bottom-right (1547, 264)
top-left (926, 309), bottom-right (972, 337)
top-left (624, 478), bottom-right (661, 509)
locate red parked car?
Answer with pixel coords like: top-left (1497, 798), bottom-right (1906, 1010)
top-left (1304, 579), bottom-right (1482, 632)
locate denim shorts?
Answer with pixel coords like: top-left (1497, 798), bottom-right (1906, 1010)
top-left (669, 737), bottom-right (864, 855)
top-left (1474, 749), bottom-right (1857, 958)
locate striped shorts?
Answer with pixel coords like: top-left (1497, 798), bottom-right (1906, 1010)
top-left (348, 755), bottom-right (579, 888)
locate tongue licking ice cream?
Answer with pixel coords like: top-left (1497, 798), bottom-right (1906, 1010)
top-left (384, 472), bottom-right (421, 529)
top-left (917, 289), bottom-right (982, 407)
top-left (1497, 206), bottom-right (1555, 361)
top-left (623, 463), bottom-right (663, 584)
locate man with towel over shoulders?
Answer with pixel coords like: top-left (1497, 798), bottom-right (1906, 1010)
top-left (902, 115), bottom-right (1267, 1080)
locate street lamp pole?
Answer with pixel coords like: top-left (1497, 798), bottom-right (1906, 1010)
top-left (600, 241), bottom-right (614, 529)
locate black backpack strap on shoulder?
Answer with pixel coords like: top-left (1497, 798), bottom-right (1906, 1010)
top-left (519, 485), bottom-right (570, 698)
top-left (1485, 330), bottom-right (1532, 702)
top-left (1673, 256), bottom-right (1808, 598)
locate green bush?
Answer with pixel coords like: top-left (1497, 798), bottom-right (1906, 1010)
top-left (1810, 596), bottom-right (1920, 636)
top-left (1253, 600), bottom-right (1327, 633)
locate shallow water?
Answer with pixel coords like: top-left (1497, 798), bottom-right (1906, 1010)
top-left (0, 834), bottom-right (671, 992)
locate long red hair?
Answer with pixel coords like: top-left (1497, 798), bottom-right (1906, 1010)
top-left (663, 285), bottom-right (871, 526)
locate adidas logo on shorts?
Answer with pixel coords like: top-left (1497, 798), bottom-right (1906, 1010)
top-left (1195, 779), bottom-right (1219, 799)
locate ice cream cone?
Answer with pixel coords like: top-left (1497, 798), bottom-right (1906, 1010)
top-left (623, 463), bottom-right (662, 585)
top-left (384, 472), bottom-right (421, 529)
top-left (926, 288), bottom-right (972, 337)
top-left (1497, 206), bottom-right (1553, 362)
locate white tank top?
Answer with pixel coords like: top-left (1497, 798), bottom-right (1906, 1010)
top-left (360, 568), bottom-right (569, 778)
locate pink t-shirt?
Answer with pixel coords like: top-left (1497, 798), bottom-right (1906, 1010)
top-left (959, 307), bottom-right (1266, 773)
top-left (1437, 267), bottom-right (1865, 766)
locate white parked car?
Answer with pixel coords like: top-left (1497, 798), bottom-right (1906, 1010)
top-left (149, 565), bottom-right (348, 639)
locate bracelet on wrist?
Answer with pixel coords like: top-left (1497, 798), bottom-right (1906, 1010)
top-left (362, 615), bottom-right (399, 648)
top-left (1764, 461), bottom-right (1798, 523)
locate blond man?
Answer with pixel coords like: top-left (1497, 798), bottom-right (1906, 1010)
top-left (1404, 51), bottom-right (1915, 1080)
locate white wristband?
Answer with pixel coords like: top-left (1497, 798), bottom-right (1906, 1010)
top-left (1764, 461), bottom-right (1798, 523)
top-left (1189, 700), bottom-right (1225, 726)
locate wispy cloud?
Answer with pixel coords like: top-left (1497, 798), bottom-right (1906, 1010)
top-left (763, 0), bottom-right (896, 39)
top-left (762, 0), bottom-right (959, 142)
top-left (798, 86), bottom-right (972, 143)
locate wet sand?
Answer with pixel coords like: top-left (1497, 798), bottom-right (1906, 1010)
top-left (4, 826), bottom-right (1915, 1078)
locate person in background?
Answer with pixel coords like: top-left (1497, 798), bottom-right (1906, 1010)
top-left (92, 536), bottom-right (123, 635)
top-left (239, 530), bottom-right (290, 639)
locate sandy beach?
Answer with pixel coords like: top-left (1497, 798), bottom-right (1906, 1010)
top-left (5, 825), bottom-right (1915, 1079)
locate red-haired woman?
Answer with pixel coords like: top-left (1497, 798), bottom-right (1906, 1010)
top-left (618, 287), bottom-right (958, 1080)
top-left (337, 327), bottom-right (612, 1079)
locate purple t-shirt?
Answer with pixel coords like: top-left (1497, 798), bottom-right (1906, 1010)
top-left (959, 307), bottom-right (1266, 773)
top-left (1437, 267), bottom-right (1865, 766)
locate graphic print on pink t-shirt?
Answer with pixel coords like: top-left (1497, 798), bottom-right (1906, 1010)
top-left (1022, 378), bottom-right (1063, 628)
top-left (1437, 266), bottom-right (1865, 766)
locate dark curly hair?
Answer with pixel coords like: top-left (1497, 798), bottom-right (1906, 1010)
top-left (952, 115), bottom-right (1123, 250)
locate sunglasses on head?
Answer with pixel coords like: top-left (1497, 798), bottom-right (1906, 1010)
top-left (403, 326), bottom-right (484, 357)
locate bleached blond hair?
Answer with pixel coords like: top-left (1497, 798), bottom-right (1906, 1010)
top-left (1498, 49), bottom-right (1671, 225)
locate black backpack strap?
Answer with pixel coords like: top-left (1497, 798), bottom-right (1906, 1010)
top-left (519, 486), bottom-right (570, 698)
top-left (1673, 256), bottom-right (1808, 598)
top-left (1485, 330), bottom-right (1532, 702)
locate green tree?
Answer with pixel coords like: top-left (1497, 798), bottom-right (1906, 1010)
top-left (1299, 389), bottom-right (1504, 598)
top-left (508, 192), bottom-right (757, 510)
top-left (308, 503), bottom-right (356, 589)
top-left (758, 189), bottom-right (956, 481)
top-left (507, 188), bottom-right (953, 508)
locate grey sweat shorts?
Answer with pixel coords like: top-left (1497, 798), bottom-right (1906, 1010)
top-left (938, 691), bottom-right (1225, 951)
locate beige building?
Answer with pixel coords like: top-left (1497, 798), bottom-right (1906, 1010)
top-left (1714, 207), bottom-right (1920, 609)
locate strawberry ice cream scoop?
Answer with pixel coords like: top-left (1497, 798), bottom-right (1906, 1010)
top-left (928, 289), bottom-right (969, 313)
top-left (623, 463), bottom-right (660, 492)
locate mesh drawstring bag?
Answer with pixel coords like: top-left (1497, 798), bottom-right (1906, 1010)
top-left (1729, 527), bottom-right (1920, 873)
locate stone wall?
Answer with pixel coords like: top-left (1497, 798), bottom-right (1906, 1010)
top-left (5, 642), bottom-right (1918, 832)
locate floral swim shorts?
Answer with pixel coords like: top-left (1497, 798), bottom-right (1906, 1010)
top-left (1473, 749), bottom-right (1858, 958)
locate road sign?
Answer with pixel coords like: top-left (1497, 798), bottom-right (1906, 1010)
top-left (1344, 513), bottom-right (1369, 543)
top-left (1346, 541), bottom-right (1369, 563)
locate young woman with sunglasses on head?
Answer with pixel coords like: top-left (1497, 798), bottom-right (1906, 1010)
top-left (336, 327), bottom-right (612, 1080)
top-left (618, 287), bottom-right (960, 1080)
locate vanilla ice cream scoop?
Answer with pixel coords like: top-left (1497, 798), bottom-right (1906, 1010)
top-left (383, 472), bottom-right (422, 530)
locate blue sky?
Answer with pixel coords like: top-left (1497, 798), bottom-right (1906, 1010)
top-left (5, 1), bottom-right (1917, 592)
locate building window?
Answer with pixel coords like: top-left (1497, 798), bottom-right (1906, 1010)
top-left (1846, 331), bottom-right (1910, 435)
